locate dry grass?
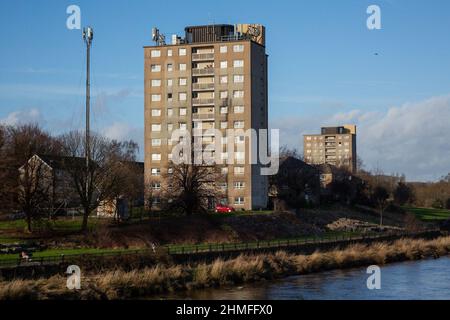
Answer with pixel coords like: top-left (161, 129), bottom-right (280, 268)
top-left (1, 236), bottom-right (450, 300)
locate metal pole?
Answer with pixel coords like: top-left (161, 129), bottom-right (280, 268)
top-left (85, 41), bottom-right (90, 201)
top-left (83, 27), bottom-right (93, 208)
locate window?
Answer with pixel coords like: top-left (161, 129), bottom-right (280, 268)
top-left (151, 79), bottom-right (161, 87)
top-left (167, 108), bottom-right (173, 116)
top-left (235, 152), bottom-right (245, 160)
top-left (220, 121), bottom-right (228, 129)
top-left (151, 50), bottom-right (161, 57)
top-left (179, 63), bottom-right (187, 71)
top-left (151, 109), bottom-right (161, 116)
top-left (167, 123), bottom-right (173, 131)
top-left (234, 106), bottom-right (244, 113)
top-left (220, 91), bottom-right (228, 99)
top-left (152, 154), bottom-right (161, 161)
top-left (233, 90), bottom-right (244, 98)
top-left (179, 78), bottom-right (187, 86)
top-left (234, 181), bottom-right (245, 189)
top-left (167, 93), bottom-right (173, 101)
top-left (167, 167), bottom-right (173, 174)
top-left (179, 48), bottom-right (186, 56)
top-left (179, 108), bottom-right (187, 116)
top-left (233, 60), bottom-right (244, 68)
top-left (233, 44), bottom-right (244, 52)
top-left (167, 79), bottom-right (173, 86)
top-left (151, 124), bottom-right (161, 132)
top-left (220, 106), bottom-right (228, 114)
top-left (167, 64), bottom-right (173, 72)
top-left (151, 168), bottom-right (161, 176)
top-left (220, 45), bottom-right (227, 53)
top-left (179, 92), bottom-right (187, 101)
top-left (220, 75), bottom-right (228, 84)
top-left (235, 135), bottom-right (245, 144)
top-left (179, 123), bottom-right (187, 130)
top-left (234, 121), bottom-right (245, 129)
top-left (219, 182), bottom-right (228, 190)
top-left (220, 61), bottom-right (228, 69)
top-left (220, 152), bottom-right (228, 160)
top-left (233, 75), bottom-right (244, 83)
top-left (306, 136), bottom-right (312, 141)
top-left (152, 182), bottom-right (161, 190)
top-left (151, 94), bottom-right (161, 102)
top-left (167, 49), bottom-right (172, 57)
top-left (151, 138), bottom-right (161, 147)
top-left (153, 197), bottom-right (161, 204)
top-left (151, 64), bottom-right (161, 72)
top-left (234, 167), bottom-right (245, 175)
top-left (234, 197), bottom-right (244, 205)
top-left (221, 167), bottom-right (228, 175)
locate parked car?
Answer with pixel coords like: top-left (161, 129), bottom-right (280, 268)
top-left (215, 204), bottom-right (235, 214)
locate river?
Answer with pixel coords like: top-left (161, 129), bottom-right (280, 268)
top-left (159, 257), bottom-right (450, 300)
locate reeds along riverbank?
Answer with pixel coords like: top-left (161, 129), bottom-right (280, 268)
top-left (1, 236), bottom-right (450, 300)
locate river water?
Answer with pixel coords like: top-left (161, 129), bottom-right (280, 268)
top-left (160, 257), bottom-right (450, 300)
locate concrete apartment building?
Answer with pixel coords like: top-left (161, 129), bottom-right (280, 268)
top-left (144, 24), bottom-right (269, 210)
top-left (303, 125), bottom-right (357, 172)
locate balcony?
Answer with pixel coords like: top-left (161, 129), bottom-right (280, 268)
top-left (192, 83), bottom-right (215, 91)
top-left (192, 67), bottom-right (214, 76)
top-left (192, 98), bottom-right (214, 106)
top-left (192, 113), bottom-right (215, 121)
top-left (192, 53), bottom-right (215, 61)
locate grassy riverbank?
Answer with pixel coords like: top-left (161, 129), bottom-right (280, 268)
top-left (1, 236), bottom-right (450, 300)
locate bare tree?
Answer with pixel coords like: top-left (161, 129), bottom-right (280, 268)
top-left (18, 156), bottom-right (52, 232)
top-left (162, 163), bottom-right (223, 216)
top-left (120, 161), bottom-right (144, 220)
top-left (59, 131), bottom-right (137, 232)
top-left (372, 186), bottom-right (390, 227)
top-left (0, 124), bottom-right (59, 220)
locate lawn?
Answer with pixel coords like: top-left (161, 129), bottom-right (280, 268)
top-left (0, 247), bottom-right (132, 262)
top-left (0, 216), bottom-right (101, 232)
top-left (405, 207), bottom-right (450, 222)
top-left (0, 230), bottom-right (361, 263)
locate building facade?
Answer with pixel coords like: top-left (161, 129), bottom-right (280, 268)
top-left (144, 24), bottom-right (269, 210)
top-left (303, 125), bottom-right (357, 172)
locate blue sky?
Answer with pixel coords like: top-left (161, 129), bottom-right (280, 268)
top-left (1, 0), bottom-right (450, 181)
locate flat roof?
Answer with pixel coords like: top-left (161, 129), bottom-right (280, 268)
top-left (143, 38), bottom-right (265, 49)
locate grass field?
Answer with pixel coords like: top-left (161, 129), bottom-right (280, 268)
top-left (0, 247), bottom-right (132, 262)
top-left (0, 216), bottom-right (101, 232)
top-left (0, 230), bottom-right (359, 263)
top-left (405, 207), bottom-right (450, 221)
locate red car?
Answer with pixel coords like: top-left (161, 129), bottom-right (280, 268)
top-left (215, 204), bottom-right (235, 213)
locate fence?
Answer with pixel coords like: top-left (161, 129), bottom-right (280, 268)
top-left (0, 230), bottom-right (442, 269)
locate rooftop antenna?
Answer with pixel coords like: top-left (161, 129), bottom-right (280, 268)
top-left (152, 27), bottom-right (166, 46)
top-left (82, 26), bottom-right (93, 210)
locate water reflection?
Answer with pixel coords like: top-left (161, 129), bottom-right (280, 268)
top-left (155, 257), bottom-right (450, 300)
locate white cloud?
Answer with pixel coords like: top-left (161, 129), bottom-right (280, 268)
top-left (0, 108), bottom-right (43, 126)
top-left (270, 95), bottom-right (450, 182)
top-left (102, 122), bottom-right (144, 160)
